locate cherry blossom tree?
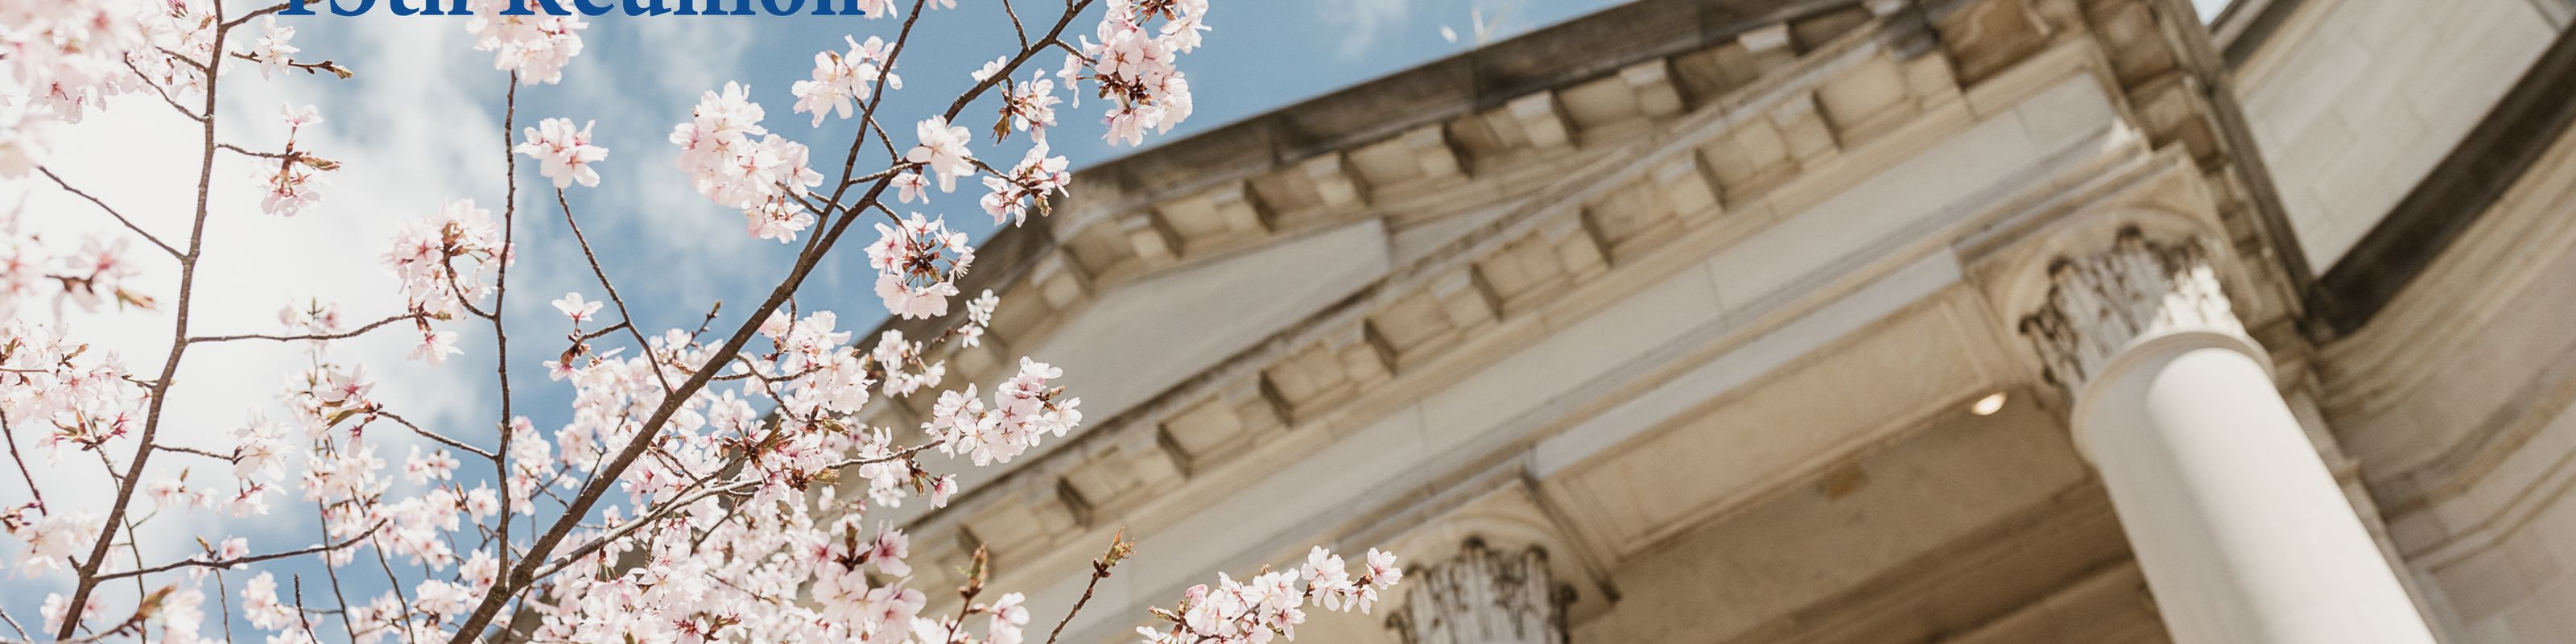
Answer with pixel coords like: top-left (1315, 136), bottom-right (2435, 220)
top-left (0, 0), bottom-right (1399, 642)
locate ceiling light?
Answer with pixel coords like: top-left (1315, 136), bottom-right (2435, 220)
top-left (1971, 391), bottom-right (2008, 416)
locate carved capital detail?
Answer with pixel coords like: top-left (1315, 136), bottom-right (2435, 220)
top-left (2018, 229), bottom-right (2243, 394)
top-left (1386, 540), bottom-right (1571, 644)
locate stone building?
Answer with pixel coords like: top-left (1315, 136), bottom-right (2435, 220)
top-left (854, 0), bottom-right (2576, 641)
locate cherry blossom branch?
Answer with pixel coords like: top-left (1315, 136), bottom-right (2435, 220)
top-left (364, 547), bottom-right (416, 644)
top-left (398, 0), bottom-right (1138, 639)
top-left (445, 182), bottom-right (886, 591)
top-left (519, 479), bottom-right (757, 582)
top-left (687, 302), bottom-right (723, 340)
top-left (290, 576), bottom-right (323, 639)
top-left (1044, 533), bottom-right (1132, 644)
top-left (151, 46), bottom-right (211, 72)
top-left (552, 188), bottom-right (674, 394)
top-left (373, 410), bottom-right (497, 461)
top-left (570, 320), bottom-right (630, 343)
top-left (515, 437), bottom-right (946, 618)
top-left (118, 57), bottom-right (207, 122)
top-left (89, 450), bottom-right (127, 489)
top-left (112, 514), bottom-right (152, 601)
top-left (35, 167), bottom-right (182, 259)
top-left (492, 73), bottom-right (526, 584)
top-left (52, 0), bottom-right (235, 632)
top-left (1001, 0), bottom-right (1030, 49)
top-left (936, 2), bottom-right (1091, 132)
top-left (150, 442), bottom-right (232, 460)
top-left (228, 52), bottom-right (353, 79)
top-left (216, 142), bottom-right (339, 168)
top-left (187, 312), bottom-right (428, 344)
top-left (871, 116), bottom-right (904, 165)
top-left (217, 3), bottom-right (293, 30)
top-left (826, 0), bottom-right (932, 203)
top-left (440, 259), bottom-right (499, 320)
top-left (313, 504), bottom-right (361, 643)
top-left (445, 43), bottom-right (955, 644)
top-left (212, 569), bottom-right (233, 644)
top-left (0, 415), bottom-right (44, 508)
top-left (93, 520), bottom-right (386, 583)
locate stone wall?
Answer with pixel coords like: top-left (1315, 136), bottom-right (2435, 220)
top-left (2319, 123), bottom-right (2576, 642)
top-left (2231, 0), bottom-right (2561, 267)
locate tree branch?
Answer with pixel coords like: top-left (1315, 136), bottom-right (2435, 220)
top-left (444, 2), bottom-right (1101, 639)
top-left (93, 521), bottom-right (385, 583)
top-left (35, 167), bottom-right (182, 259)
top-left (552, 189), bottom-right (675, 395)
top-left (188, 312), bottom-right (428, 345)
top-left (54, 0), bottom-right (236, 632)
top-left (373, 411), bottom-right (497, 461)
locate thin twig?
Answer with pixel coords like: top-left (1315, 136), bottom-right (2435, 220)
top-left (315, 503), bottom-right (361, 644)
top-left (1044, 564), bottom-right (1110, 644)
top-left (493, 73), bottom-right (524, 593)
top-left (216, 142), bottom-right (338, 167)
top-left (373, 411), bottom-right (497, 460)
top-left (36, 167), bottom-right (182, 258)
top-left (94, 521), bottom-right (385, 582)
top-left (553, 189), bottom-right (675, 395)
top-left (214, 568), bottom-right (237, 644)
top-left (118, 57), bottom-right (206, 122)
top-left (0, 415), bottom-right (46, 510)
top-left (572, 320), bottom-right (632, 343)
top-left (151, 443), bottom-right (232, 460)
top-left (237, 53), bottom-right (353, 79)
top-left (0, 607), bottom-right (27, 641)
top-left (522, 440), bottom-right (943, 596)
top-left (218, 3), bottom-right (293, 30)
top-left (188, 312), bottom-right (427, 345)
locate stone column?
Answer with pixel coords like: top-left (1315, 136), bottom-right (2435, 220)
top-left (2019, 230), bottom-right (2437, 644)
top-left (1385, 540), bottom-right (1570, 644)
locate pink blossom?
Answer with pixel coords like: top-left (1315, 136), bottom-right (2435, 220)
top-left (516, 118), bottom-right (609, 189)
top-left (865, 213), bottom-right (973, 318)
top-left (246, 17), bottom-right (297, 78)
top-left (905, 116), bottom-right (975, 192)
top-left (551, 291), bottom-right (603, 323)
top-left (464, 0), bottom-right (588, 84)
top-left (791, 36), bottom-right (897, 126)
top-left (411, 328), bottom-right (462, 364)
top-left (893, 171), bottom-right (929, 204)
top-left (382, 199), bottom-right (510, 319)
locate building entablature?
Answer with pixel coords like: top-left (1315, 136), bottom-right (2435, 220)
top-left (853, 1), bottom-right (2315, 640)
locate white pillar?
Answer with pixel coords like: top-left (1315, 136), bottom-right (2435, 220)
top-left (2021, 232), bottom-right (2438, 644)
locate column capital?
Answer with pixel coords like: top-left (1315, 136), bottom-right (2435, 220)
top-left (1385, 540), bottom-right (1571, 644)
top-left (2017, 228), bottom-right (2247, 396)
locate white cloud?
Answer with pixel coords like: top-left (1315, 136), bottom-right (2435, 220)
top-left (624, 19), bottom-right (756, 102)
top-left (0, 12), bottom-right (502, 607)
top-left (1321, 0), bottom-right (1411, 56)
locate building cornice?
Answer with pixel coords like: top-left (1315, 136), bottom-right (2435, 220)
top-left (869, 0), bottom-right (1884, 354)
top-left (878, 1), bottom-right (1950, 594)
top-left (850, 2), bottom-right (2297, 631)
